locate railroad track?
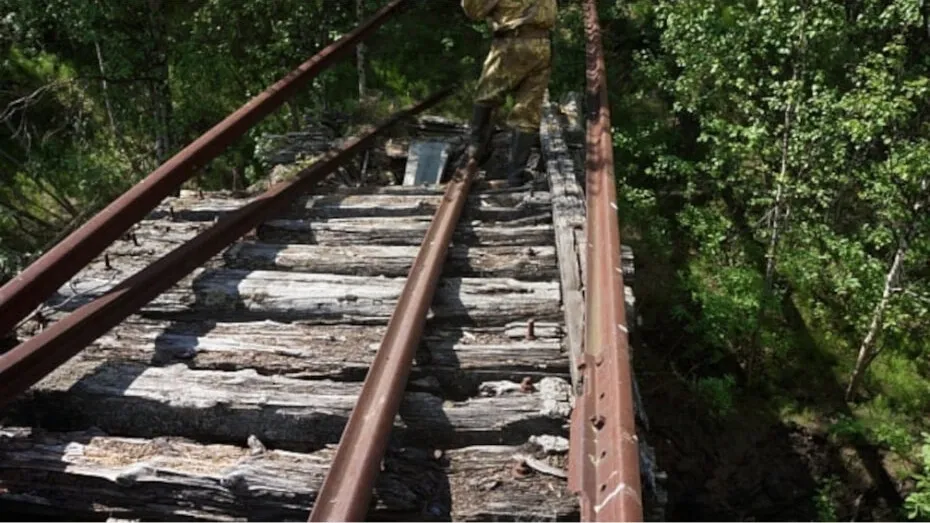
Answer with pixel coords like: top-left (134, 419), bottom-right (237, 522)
top-left (0, 99), bottom-right (625, 522)
top-left (0, 1), bottom-right (663, 520)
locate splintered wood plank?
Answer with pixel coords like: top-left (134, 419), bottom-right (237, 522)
top-left (151, 193), bottom-right (554, 222)
top-left (10, 364), bottom-right (573, 452)
top-left (97, 220), bottom-right (217, 261)
top-left (224, 242), bottom-right (557, 280)
top-left (112, 216), bottom-right (555, 253)
top-left (150, 190), bottom-right (551, 222)
top-left (74, 242), bottom-right (557, 282)
top-left (258, 217), bottom-right (554, 246)
top-left (48, 270), bottom-right (561, 325)
top-left (176, 184), bottom-right (544, 200)
top-left (80, 240), bottom-right (557, 281)
top-left (541, 99), bottom-right (588, 392)
top-left (46, 318), bottom-right (569, 392)
top-left (0, 428), bottom-right (576, 521)
top-left (296, 191), bottom-right (551, 221)
top-left (541, 100), bottom-right (638, 393)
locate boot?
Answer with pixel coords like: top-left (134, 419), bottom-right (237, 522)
top-left (464, 103), bottom-right (494, 166)
top-left (505, 130), bottom-right (537, 187)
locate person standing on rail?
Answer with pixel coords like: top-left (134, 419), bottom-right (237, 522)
top-left (461, 0), bottom-right (557, 187)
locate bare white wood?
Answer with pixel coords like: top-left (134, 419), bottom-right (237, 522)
top-left (50, 317), bottom-right (569, 387)
top-left (50, 269), bottom-right (562, 325)
top-left (0, 427), bottom-right (577, 521)
top-left (16, 363), bottom-right (573, 452)
top-left (540, 97), bottom-right (588, 392)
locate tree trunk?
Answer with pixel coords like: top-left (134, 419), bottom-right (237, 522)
top-left (845, 178), bottom-right (928, 401)
top-left (844, 240), bottom-right (906, 401)
top-left (28, 175), bottom-right (79, 218)
top-left (94, 40), bottom-right (120, 136)
top-left (288, 100), bottom-right (302, 132)
top-left (0, 195), bottom-right (56, 230)
top-left (153, 71), bottom-right (172, 167)
top-left (147, 0), bottom-right (172, 169)
top-left (748, 97), bottom-right (795, 384)
top-left (94, 40), bottom-right (144, 178)
top-left (356, 0), bottom-right (367, 101)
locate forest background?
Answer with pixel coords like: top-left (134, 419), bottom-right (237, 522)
top-left (2, 0), bottom-right (928, 519)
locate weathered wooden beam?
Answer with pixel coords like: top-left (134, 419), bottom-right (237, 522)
top-left (48, 270), bottom-right (561, 325)
top-left (0, 427), bottom-right (577, 521)
top-left (549, 92), bottom-right (664, 518)
top-left (223, 242), bottom-right (558, 279)
top-left (149, 191), bottom-right (553, 222)
top-left (110, 217), bottom-right (555, 252)
top-left (37, 317), bottom-right (568, 393)
top-left (541, 98), bottom-right (637, 393)
top-left (541, 99), bottom-right (588, 393)
top-left (258, 218), bottom-right (554, 246)
top-left (104, 188), bottom-right (554, 264)
top-left (298, 191), bottom-right (551, 222)
top-left (108, 220), bottom-right (216, 258)
top-left (95, 241), bottom-right (557, 280)
top-left (179, 184), bottom-right (543, 200)
top-left (9, 365), bottom-right (573, 452)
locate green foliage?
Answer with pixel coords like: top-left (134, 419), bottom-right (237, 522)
top-left (869, 356), bottom-right (930, 413)
top-left (827, 400), bottom-right (916, 454)
top-left (685, 258), bottom-right (761, 355)
top-left (604, 4), bottom-right (930, 512)
top-left (828, 414), bottom-right (868, 446)
top-left (0, 1), bottom-right (539, 260)
top-left (814, 475), bottom-right (842, 522)
top-left (636, 0), bottom-right (930, 391)
top-left (4, 0), bottom-right (930, 514)
top-left (693, 374), bottom-right (738, 419)
top-left (905, 433), bottom-right (930, 520)
top-left (871, 419), bottom-right (915, 454)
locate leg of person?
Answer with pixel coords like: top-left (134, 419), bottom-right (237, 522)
top-left (504, 41), bottom-right (551, 187)
top-left (467, 41), bottom-right (518, 167)
top-left (466, 103), bottom-right (494, 166)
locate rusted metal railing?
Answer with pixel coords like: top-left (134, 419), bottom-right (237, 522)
top-left (308, 159), bottom-right (478, 522)
top-left (568, 0), bottom-right (644, 520)
top-left (0, 88), bottom-right (451, 409)
top-left (0, 0), bottom-right (407, 337)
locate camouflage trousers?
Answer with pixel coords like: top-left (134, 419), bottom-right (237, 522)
top-left (474, 36), bottom-right (551, 133)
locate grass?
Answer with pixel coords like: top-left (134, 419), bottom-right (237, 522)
top-left (773, 287), bottom-right (930, 519)
top-left (788, 290), bottom-right (930, 456)
top-left (814, 475), bottom-right (842, 522)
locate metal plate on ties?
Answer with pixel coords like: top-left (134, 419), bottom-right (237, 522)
top-left (403, 140), bottom-right (450, 185)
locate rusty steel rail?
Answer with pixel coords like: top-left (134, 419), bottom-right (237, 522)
top-left (568, 0), bottom-right (643, 521)
top-left (0, 88), bottom-right (451, 409)
top-left (308, 159), bottom-right (478, 522)
top-left (0, 0), bottom-right (407, 338)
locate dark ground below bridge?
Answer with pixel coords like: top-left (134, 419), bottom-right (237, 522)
top-left (630, 235), bottom-right (910, 522)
